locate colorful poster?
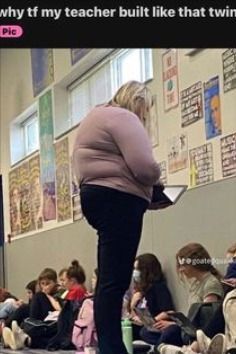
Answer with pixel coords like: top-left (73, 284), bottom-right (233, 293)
top-left (159, 161), bottom-right (167, 185)
top-left (221, 133), bottom-right (236, 177)
top-left (168, 134), bottom-right (188, 174)
top-left (71, 156), bottom-right (80, 196)
top-left (189, 143), bottom-right (214, 187)
top-left (144, 94), bottom-right (159, 147)
top-left (204, 76), bottom-right (222, 140)
top-left (222, 49), bottom-right (236, 93)
top-left (72, 194), bottom-right (83, 221)
top-left (29, 155), bottom-right (43, 230)
top-left (9, 168), bottom-right (21, 236)
top-left (162, 49), bottom-right (179, 111)
top-left (71, 48), bottom-right (91, 65)
top-left (181, 81), bottom-right (203, 127)
top-left (31, 49), bottom-right (54, 97)
top-left (39, 90), bottom-right (56, 222)
top-left (55, 137), bottom-right (72, 222)
top-left (19, 162), bottom-right (32, 233)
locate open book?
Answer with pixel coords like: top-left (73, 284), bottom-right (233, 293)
top-left (168, 311), bottom-right (196, 337)
top-left (133, 307), bottom-right (160, 333)
top-left (149, 184), bottom-right (187, 209)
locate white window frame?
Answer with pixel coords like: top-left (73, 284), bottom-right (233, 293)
top-left (66, 48), bottom-right (153, 132)
top-left (10, 103), bottom-right (39, 165)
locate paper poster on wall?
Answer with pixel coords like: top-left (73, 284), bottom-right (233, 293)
top-left (19, 162), bottom-right (33, 233)
top-left (144, 94), bottom-right (159, 146)
top-left (162, 49), bottom-right (179, 111)
top-left (55, 137), bottom-right (72, 222)
top-left (29, 155), bottom-right (43, 230)
top-left (72, 194), bottom-right (83, 221)
top-left (204, 76), bottom-right (222, 140)
top-left (221, 133), bottom-right (236, 177)
top-left (71, 48), bottom-right (91, 65)
top-left (222, 49), bottom-right (236, 93)
top-left (39, 90), bottom-right (56, 222)
top-left (189, 143), bottom-right (214, 187)
top-left (181, 81), bottom-right (203, 127)
top-left (159, 161), bottom-right (168, 185)
top-left (168, 134), bottom-right (188, 174)
top-left (31, 49), bottom-right (54, 97)
top-left (9, 168), bottom-right (21, 237)
top-left (71, 156), bottom-right (80, 196)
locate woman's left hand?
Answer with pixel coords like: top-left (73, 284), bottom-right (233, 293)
top-left (153, 319), bottom-right (175, 330)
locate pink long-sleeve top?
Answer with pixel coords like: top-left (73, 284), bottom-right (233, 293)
top-left (73, 104), bottom-right (161, 202)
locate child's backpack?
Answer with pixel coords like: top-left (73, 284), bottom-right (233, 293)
top-left (72, 296), bottom-right (97, 350)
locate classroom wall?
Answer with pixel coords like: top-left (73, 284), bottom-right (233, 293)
top-left (0, 49), bottom-right (235, 311)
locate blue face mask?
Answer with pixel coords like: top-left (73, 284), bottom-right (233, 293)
top-left (132, 269), bottom-right (141, 283)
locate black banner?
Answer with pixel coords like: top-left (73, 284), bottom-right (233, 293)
top-left (0, 0), bottom-right (235, 48)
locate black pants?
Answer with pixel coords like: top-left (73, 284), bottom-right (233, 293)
top-left (80, 184), bottom-right (148, 354)
top-left (5, 304), bottom-right (30, 328)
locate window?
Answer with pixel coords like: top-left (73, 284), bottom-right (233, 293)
top-left (22, 113), bottom-right (39, 156)
top-left (10, 104), bottom-right (39, 165)
top-left (66, 48), bottom-right (153, 131)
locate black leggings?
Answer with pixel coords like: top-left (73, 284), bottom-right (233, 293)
top-left (80, 184), bottom-right (148, 354)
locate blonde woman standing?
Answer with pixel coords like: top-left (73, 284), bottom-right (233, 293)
top-left (73, 81), bottom-right (161, 354)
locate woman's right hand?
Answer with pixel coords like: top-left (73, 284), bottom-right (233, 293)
top-left (154, 311), bottom-right (169, 321)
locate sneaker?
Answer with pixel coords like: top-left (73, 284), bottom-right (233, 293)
top-left (207, 333), bottom-right (226, 354)
top-left (159, 344), bottom-right (196, 354)
top-left (196, 329), bottom-right (211, 353)
top-left (2, 327), bottom-right (17, 350)
top-left (11, 320), bottom-right (28, 349)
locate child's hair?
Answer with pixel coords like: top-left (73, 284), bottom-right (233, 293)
top-left (67, 260), bottom-right (86, 284)
top-left (176, 243), bottom-right (222, 280)
top-left (25, 280), bottom-right (37, 294)
top-left (227, 243), bottom-right (236, 255)
top-left (38, 268), bottom-right (57, 283)
top-left (135, 253), bottom-right (164, 292)
top-left (58, 267), bottom-right (68, 277)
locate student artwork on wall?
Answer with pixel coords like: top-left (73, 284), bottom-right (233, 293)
top-left (29, 155), bottom-right (43, 230)
top-left (162, 49), bottom-right (179, 111)
top-left (39, 90), bottom-right (56, 222)
top-left (204, 76), bottom-right (222, 140)
top-left (189, 143), bottom-right (214, 187)
top-left (9, 168), bottom-right (21, 237)
top-left (181, 81), bottom-right (203, 127)
top-left (221, 133), bottom-right (236, 178)
top-left (167, 133), bottom-right (188, 174)
top-left (159, 161), bottom-right (168, 184)
top-left (31, 49), bottom-right (54, 97)
top-left (144, 94), bottom-right (159, 146)
top-left (72, 194), bottom-right (83, 221)
top-left (222, 49), bottom-right (236, 93)
top-left (71, 48), bottom-right (91, 65)
top-left (71, 156), bottom-right (80, 196)
top-left (55, 137), bottom-right (72, 222)
top-left (19, 162), bottom-right (33, 234)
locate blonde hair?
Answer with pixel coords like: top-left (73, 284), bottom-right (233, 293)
top-left (109, 80), bottom-right (153, 120)
top-left (176, 242), bottom-right (222, 280)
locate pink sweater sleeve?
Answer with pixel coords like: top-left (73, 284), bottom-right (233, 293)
top-left (108, 111), bottom-right (161, 186)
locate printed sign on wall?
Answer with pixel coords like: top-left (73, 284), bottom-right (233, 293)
top-left (222, 49), bottom-right (236, 93)
top-left (159, 161), bottom-right (168, 185)
top-left (181, 81), bottom-right (203, 127)
top-left (221, 133), bottom-right (236, 177)
top-left (168, 133), bottom-right (188, 174)
top-left (162, 49), bottom-right (179, 111)
top-left (204, 76), bottom-right (222, 140)
top-left (189, 143), bottom-right (214, 187)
